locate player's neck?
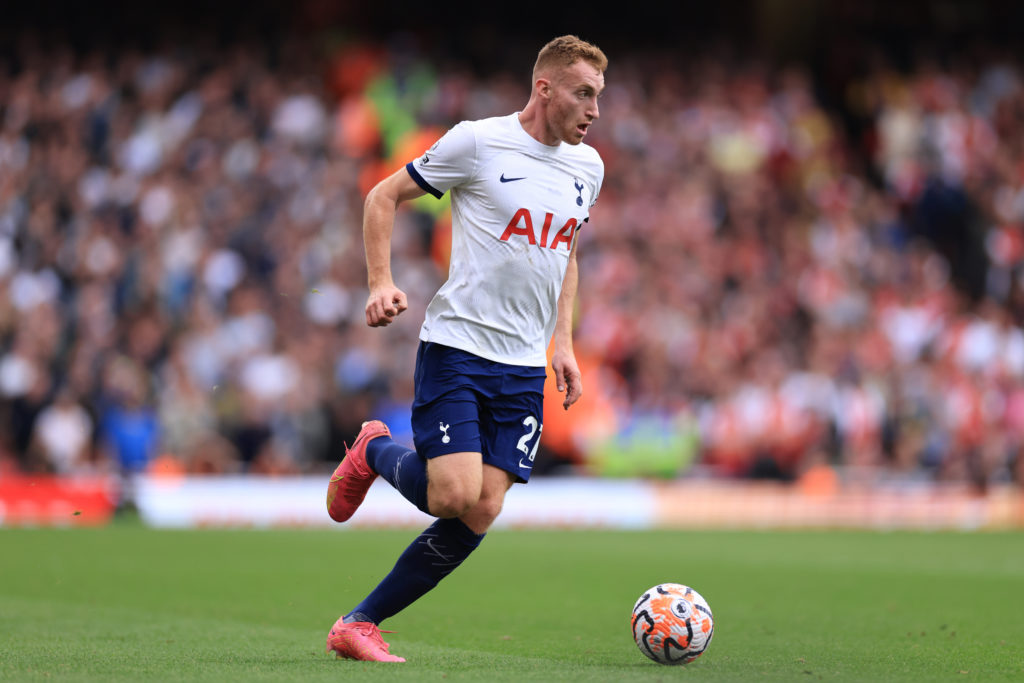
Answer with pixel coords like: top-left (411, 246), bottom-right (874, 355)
top-left (517, 104), bottom-right (560, 147)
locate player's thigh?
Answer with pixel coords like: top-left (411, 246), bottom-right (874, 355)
top-left (425, 451), bottom-right (484, 497)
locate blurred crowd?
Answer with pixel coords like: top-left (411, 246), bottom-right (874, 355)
top-left (2, 29), bottom-right (1024, 490)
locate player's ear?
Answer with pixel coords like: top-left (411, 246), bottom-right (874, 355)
top-left (535, 77), bottom-right (552, 99)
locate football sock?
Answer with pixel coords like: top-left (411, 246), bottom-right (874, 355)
top-left (366, 436), bottom-right (430, 514)
top-left (342, 611), bottom-right (373, 624)
top-left (346, 517), bottom-right (485, 624)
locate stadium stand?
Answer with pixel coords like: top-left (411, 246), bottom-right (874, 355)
top-left (1, 0), bottom-right (1023, 500)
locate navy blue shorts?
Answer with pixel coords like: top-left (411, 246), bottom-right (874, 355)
top-left (412, 342), bottom-right (546, 483)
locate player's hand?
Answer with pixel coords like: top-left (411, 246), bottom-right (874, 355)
top-left (551, 350), bottom-right (582, 410)
top-left (365, 285), bottom-right (408, 327)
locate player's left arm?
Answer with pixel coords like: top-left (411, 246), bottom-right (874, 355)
top-left (551, 235), bottom-right (582, 410)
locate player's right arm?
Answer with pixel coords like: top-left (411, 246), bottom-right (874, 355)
top-left (363, 168), bottom-right (427, 327)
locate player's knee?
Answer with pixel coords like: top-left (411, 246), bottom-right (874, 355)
top-left (429, 486), bottom-right (480, 519)
top-left (469, 495), bottom-right (504, 529)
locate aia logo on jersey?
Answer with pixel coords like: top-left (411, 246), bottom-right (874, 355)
top-left (500, 209), bottom-right (577, 250)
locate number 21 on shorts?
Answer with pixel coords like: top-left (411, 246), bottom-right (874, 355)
top-left (517, 416), bottom-right (542, 469)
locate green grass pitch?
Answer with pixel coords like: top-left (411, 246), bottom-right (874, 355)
top-left (1, 524), bottom-right (1022, 681)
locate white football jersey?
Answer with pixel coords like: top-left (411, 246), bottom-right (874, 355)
top-left (407, 113), bottom-right (604, 367)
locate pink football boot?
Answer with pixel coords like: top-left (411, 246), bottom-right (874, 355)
top-left (326, 618), bottom-right (405, 663)
top-left (326, 420), bottom-right (391, 522)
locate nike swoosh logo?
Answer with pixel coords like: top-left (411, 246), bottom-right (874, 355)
top-left (518, 459), bottom-right (533, 469)
top-left (500, 174), bottom-right (526, 183)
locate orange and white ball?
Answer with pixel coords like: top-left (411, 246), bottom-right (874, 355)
top-left (631, 583), bottom-right (714, 665)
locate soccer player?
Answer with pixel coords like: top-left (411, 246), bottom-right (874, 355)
top-left (325, 35), bottom-right (607, 662)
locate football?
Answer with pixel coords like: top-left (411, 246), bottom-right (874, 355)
top-left (631, 583), bottom-right (714, 665)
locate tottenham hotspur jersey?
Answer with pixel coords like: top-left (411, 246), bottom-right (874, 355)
top-left (406, 112), bottom-right (604, 367)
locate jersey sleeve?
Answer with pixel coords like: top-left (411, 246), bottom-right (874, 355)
top-left (405, 121), bottom-right (477, 199)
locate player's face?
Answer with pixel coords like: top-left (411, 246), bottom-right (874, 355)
top-left (547, 60), bottom-right (604, 145)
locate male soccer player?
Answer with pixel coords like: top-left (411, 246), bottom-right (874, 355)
top-left (325, 35), bottom-right (607, 662)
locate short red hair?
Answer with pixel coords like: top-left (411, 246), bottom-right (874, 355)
top-left (533, 35), bottom-right (608, 80)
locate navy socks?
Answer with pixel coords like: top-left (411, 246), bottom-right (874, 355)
top-left (348, 436), bottom-right (484, 625)
top-left (346, 517), bottom-right (485, 624)
top-left (366, 436), bottom-right (430, 515)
